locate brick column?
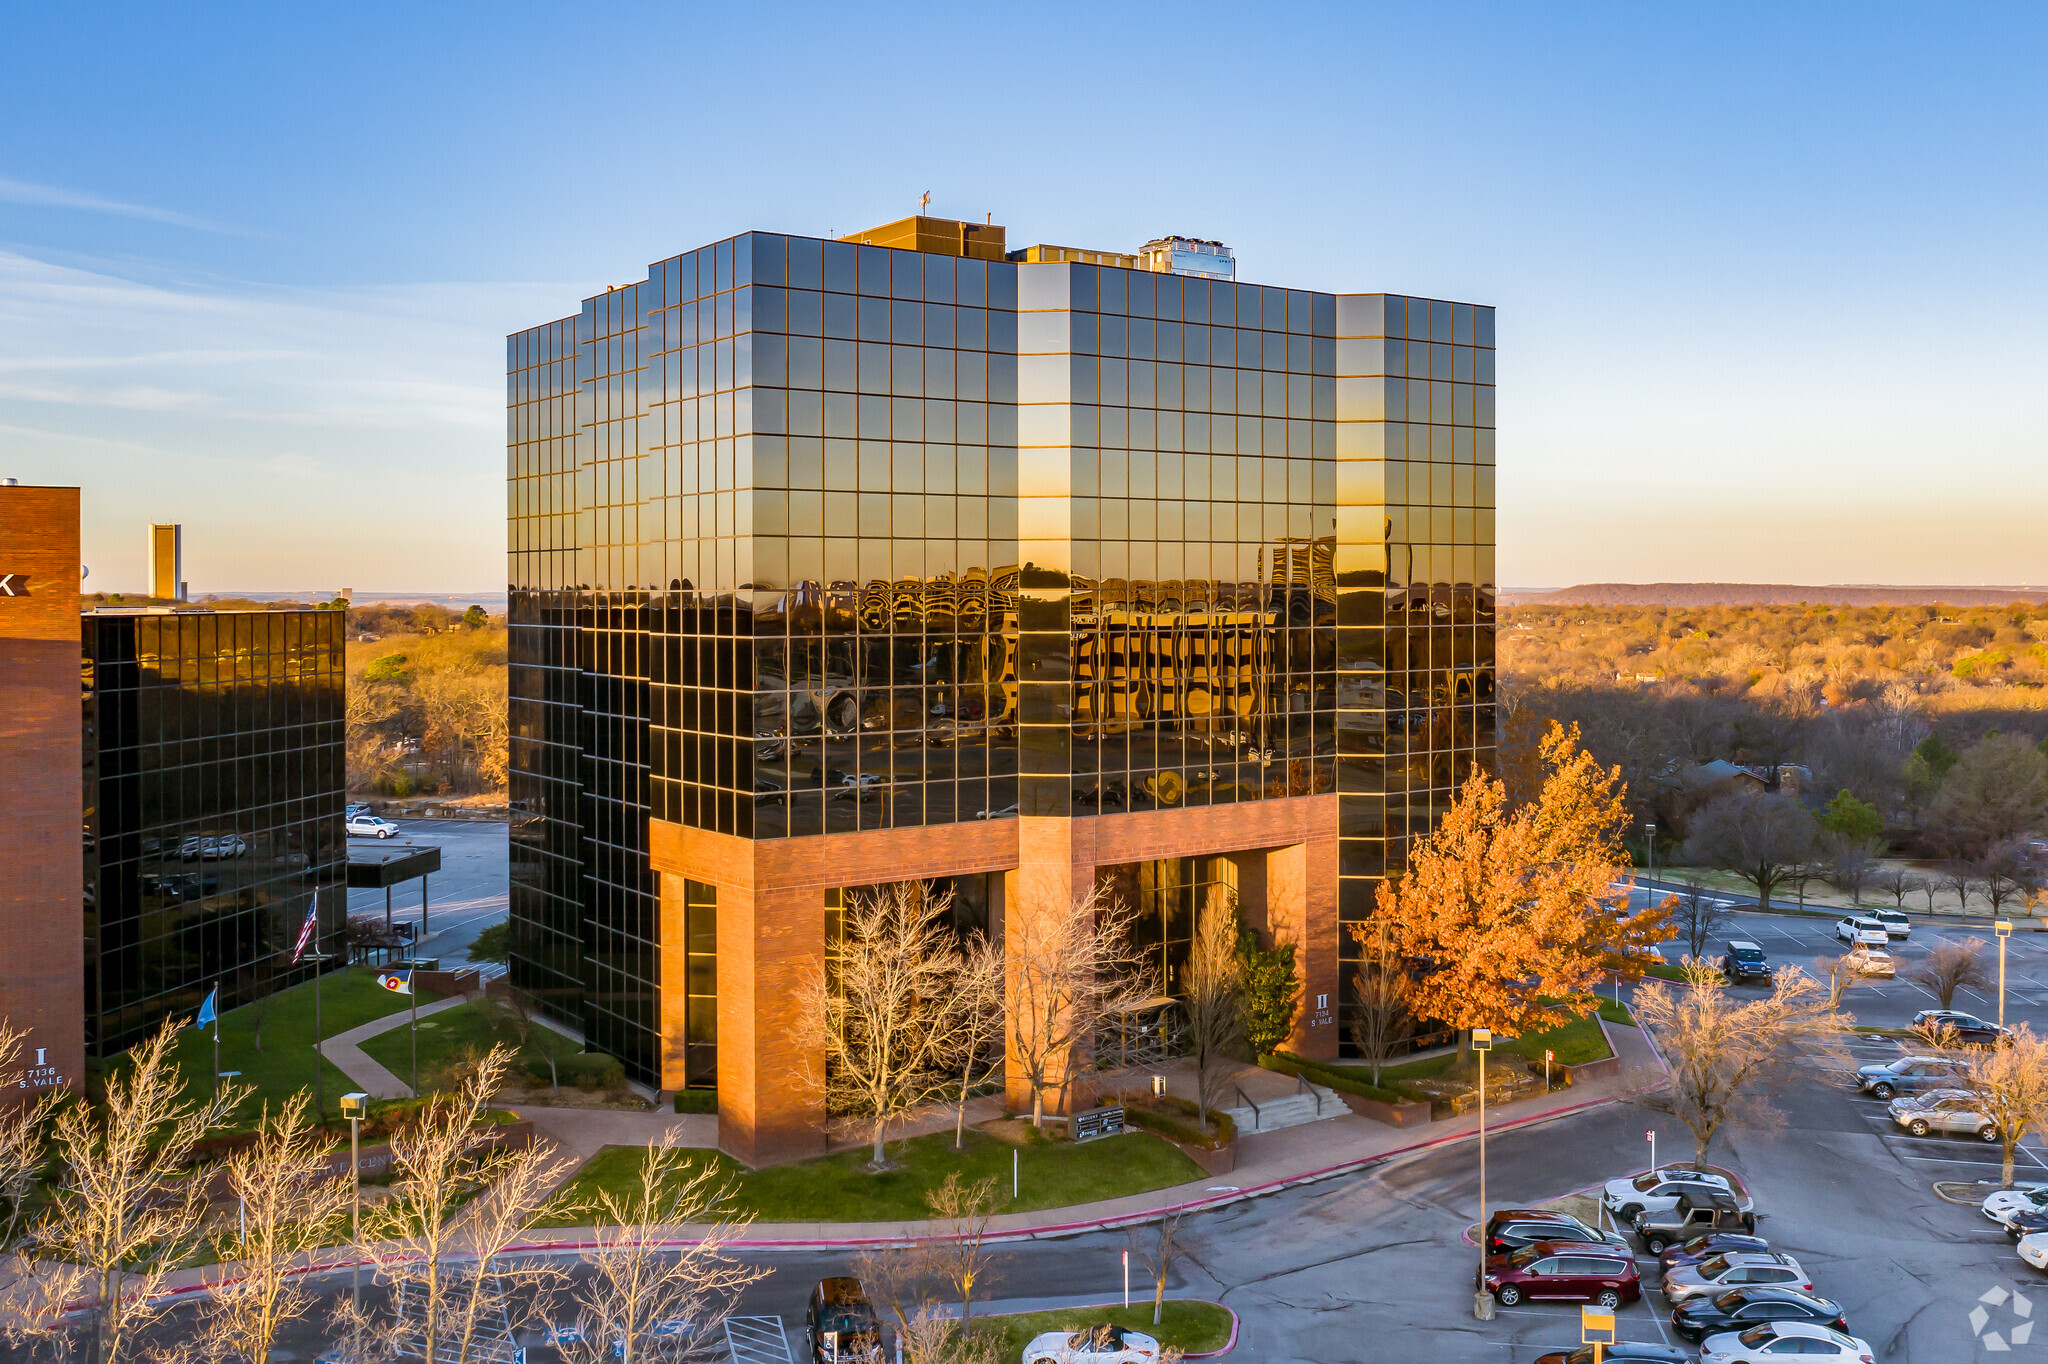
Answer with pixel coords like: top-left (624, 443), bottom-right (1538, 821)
top-left (1269, 836), bottom-right (1341, 1060)
top-left (1005, 816), bottom-right (1097, 1118)
top-left (716, 877), bottom-right (828, 1166)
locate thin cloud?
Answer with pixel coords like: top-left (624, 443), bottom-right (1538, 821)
top-left (0, 174), bottom-right (227, 232)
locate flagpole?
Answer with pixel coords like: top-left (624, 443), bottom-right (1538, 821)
top-left (314, 915), bottom-right (325, 1123)
top-left (409, 969), bottom-right (419, 1096)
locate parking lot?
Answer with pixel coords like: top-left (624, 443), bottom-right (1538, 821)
top-left (345, 818), bottom-right (507, 971)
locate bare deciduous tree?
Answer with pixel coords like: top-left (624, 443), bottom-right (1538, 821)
top-left (1905, 937), bottom-right (1991, 1009)
top-left (1633, 959), bottom-right (1850, 1163)
top-left (1347, 922), bottom-right (1410, 1088)
top-left (925, 1172), bottom-right (999, 1328)
top-left (1007, 886), bottom-right (1151, 1128)
top-left (1961, 1023), bottom-right (2048, 1188)
top-left (1873, 867), bottom-right (1922, 910)
top-left (1825, 836), bottom-right (1881, 906)
top-left (361, 1045), bottom-right (564, 1364)
top-left (848, 1243), bottom-right (939, 1360)
top-left (898, 1307), bottom-right (1002, 1364)
top-left (187, 1093), bottom-right (355, 1364)
top-left (1681, 789), bottom-right (1816, 911)
top-left (1940, 862), bottom-right (1976, 913)
top-left (562, 1136), bottom-right (769, 1364)
top-left (1666, 877), bottom-right (1730, 963)
top-left (0, 1022), bottom-right (57, 1258)
top-left (11, 1018), bottom-right (241, 1364)
top-left (1979, 839), bottom-right (2042, 916)
top-left (1128, 1213), bottom-right (1190, 1328)
top-left (1810, 955), bottom-right (1857, 1013)
top-left (946, 934), bottom-right (1006, 1150)
top-left (793, 881), bottom-right (966, 1167)
top-left (1182, 898), bottom-right (1244, 1134)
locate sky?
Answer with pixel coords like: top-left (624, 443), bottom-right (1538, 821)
top-left (1, 3), bottom-right (2043, 593)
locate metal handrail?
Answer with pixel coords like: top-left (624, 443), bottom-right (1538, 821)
top-left (1296, 1072), bottom-right (1325, 1115)
top-left (1234, 1084), bottom-right (1262, 1127)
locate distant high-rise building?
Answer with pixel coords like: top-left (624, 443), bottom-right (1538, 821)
top-left (507, 217), bottom-right (1496, 1161)
top-left (146, 523), bottom-right (184, 601)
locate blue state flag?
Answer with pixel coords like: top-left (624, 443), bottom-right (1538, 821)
top-left (376, 970), bottom-right (413, 996)
top-left (195, 986), bottom-right (218, 1031)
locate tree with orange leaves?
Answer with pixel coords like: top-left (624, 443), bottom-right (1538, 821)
top-left (1364, 723), bottom-right (1645, 1061)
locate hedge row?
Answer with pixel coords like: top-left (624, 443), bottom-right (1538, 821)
top-left (1260, 1051), bottom-right (1424, 1106)
top-left (1120, 1095), bottom-right (1236, 1150)
top-left (673, 1088), bottom-right (717, 1114)
top-left (521, 1051), bottom-right (626, 1090)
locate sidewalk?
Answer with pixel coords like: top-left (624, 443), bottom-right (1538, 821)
top-left (318, 997), bottom-right (468, 1099)
top-left (132, 1021), bottom-right (1671, 1311)
top-left (515, 1016), bottom-right (1671, 1250)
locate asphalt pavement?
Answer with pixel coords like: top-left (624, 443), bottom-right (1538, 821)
top-left (346, 819), bottom-right (507, 973)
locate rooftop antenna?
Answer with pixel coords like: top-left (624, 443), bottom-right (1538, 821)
top-left (919, 190), bottom-right (931, 216)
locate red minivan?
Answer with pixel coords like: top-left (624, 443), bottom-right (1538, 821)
top-left (1482, 1239), bottom-right (1643, 1308)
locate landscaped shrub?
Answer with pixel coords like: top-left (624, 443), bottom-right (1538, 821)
top-left (673, 1088), bottom-right (717, 1114)
top-left (1261, 1051), bottom-right (1425, 1106)
top-left (1119, 1095), bottom-right (1236, 1150)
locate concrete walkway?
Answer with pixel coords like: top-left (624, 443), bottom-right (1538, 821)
top-left (318, 996), bottom-right (468, 1099)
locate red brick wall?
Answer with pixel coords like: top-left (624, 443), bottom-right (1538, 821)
top-left (0, 487), bottom-right (83, 1104)
top-left (647, 794), bottom-right (1340, 1160)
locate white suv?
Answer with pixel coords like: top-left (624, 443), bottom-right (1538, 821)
top-left (1871, 908), bottom-right (1911, 938)
top-left (1600, 1168), bottom-right (1739, 1222)
top-left (346, 815), bottom-right (399, 839)
top-left (1834, 915), bottom-right (1888, 947)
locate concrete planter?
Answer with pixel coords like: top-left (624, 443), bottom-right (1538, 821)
top-left (1173, 1137), bottom-right (1236, 1176)
top-left (1333, 1089), bottom-right (1433, 1127)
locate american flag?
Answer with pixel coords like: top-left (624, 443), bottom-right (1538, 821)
top-left (290, 906), bottom-right (319, 963)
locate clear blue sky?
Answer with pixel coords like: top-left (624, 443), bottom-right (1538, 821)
top-left (2, 3), bottom-right (2042, 592)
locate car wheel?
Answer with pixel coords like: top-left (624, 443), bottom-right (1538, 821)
top-left (1909, 1119), bottom-right (1931, 1136)
top-left (380, 829), bottom-right (393, 838)
top-left (1645, 1234), bottom-right (1669, 1254)
top-left (1596, 1289), bottom-right (1621, 1309)
top-left (1495, 1285), bottom-right (1522, 1307)
top-left (1871, 1082), bottom-right (1896, 1099)
top-left (1983, 1126), bottom-right (2002, 1143)
top-left (1618, 1203), bottom-right (1642, 1222)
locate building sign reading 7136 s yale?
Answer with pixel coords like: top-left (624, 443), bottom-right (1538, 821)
top-left (15, 1046), bottom-right (66, 1092)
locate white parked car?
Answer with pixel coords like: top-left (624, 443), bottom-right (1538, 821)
top-left (1983, 1186), bottom-right (2048, 1225)
top-left (1844, 946), bottom-right (1895, 977)
top-left (1600, 1168), bottom-right (1738, 1221)
top-left (1699, 1320), bottom-right (1874, 1364)
top-left (2020, 1230), bottom-right (2048, 1270)
top-left (1870, 909), bottom-right (1911, 938)
top-left (346, 815), bottom-right (399, 839)
top-left (1834, 916), bottom-right (1889, 947)
top-left (1662, 1250), bottom-right (1812, 1304)
top-left (1021, 1325), bottom-right (1161, 1364)
top-left (1889, 1090), bottom-right (1998, 1141)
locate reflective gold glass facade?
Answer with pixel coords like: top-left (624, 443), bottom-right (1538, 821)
top-left (508, 227), bottom-right (1494, 1076)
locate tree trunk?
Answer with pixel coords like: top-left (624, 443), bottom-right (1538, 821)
top-left (2006, 1139), bottom-right (2019, 1190)
top-left (1153, 1282), bottom-right (1165, 1326)
top-left (1754, 866), bottom-right (1772, 912)
top-left (1032, 1088), bottom-right (1044, 1129)
top-left (872, 1124), bottom-right (887, 1168)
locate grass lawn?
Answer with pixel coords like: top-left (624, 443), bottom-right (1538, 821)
top-left (1597, 996), bottom-right (1637, 1026)
top-left (542, 1127), bottom-right (1205, 1226)
top-left (971, 1300), bottom-right (1232, 1358)
top-left (132, 969), bottom-right (440, 1129)
top-left (359, 999), bottom-right (580, 1093)
top-left (1374, 1010), bottom-right (1614, 1083)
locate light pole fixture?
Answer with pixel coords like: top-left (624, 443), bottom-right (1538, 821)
top-left (1644, 822), bottom-right (1657, 905)
top-left (1998, 920), bottom-right (2014, 1028)
top-left (1473, 1026), bottom-right (1494, 1320)
top-left (340, 1091), bottom-right (369, 1310)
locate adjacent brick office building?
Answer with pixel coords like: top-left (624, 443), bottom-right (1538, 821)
top-left (507, 219), bottom-right (1496, 1162)
top-left (0, 483), bottom-right (86, 1101)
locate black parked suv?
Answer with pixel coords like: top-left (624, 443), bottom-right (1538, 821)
top-left (1914, 1009), bottom-right (2011, 1046)
top-left (806, 1278), bottom-right (883, 1364)
top-left (1671, 1286), bottom-right (1849, 1343)
top-left (1721, 940), bottom-right (1772, 984)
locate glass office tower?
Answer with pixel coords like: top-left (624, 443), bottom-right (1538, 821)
top-left (508, 218), bottom-right (1493, 1147)
top-left (81, 608), bottom-right (347, 1055)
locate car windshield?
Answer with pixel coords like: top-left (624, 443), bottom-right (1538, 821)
top-left (1508, 1246), bottom-right (1544, 1268)
top-left (1737, 1325), bottom-right (1778, 1347)
top-left (822, 1308), bottom-right (877, 1334)
top-left (1732, 947), bottom-right (1763, 959)
top-left (1065, 1328), bottom-right (1123, 1349)
top-left (1631, 1172), bottom-right (1663, 1191)
top-left (1712, 1289), bottom-right (1749, 1309)
top-left (1697, 1253), bottom-right (1731, 1277)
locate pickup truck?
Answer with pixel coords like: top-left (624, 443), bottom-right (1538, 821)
top-left (1635, 1190), bottom-right (1758, 1255)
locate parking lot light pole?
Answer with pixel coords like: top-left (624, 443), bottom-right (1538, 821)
top-left (1998, 920), bottom-right (2014, 1027)
top-left (341, 1092), bottom-right (369, 1311)
top-left (1473, 1027), bottom-right (1495, 1320)
top-left (1644, 822), bottom-right (1656, 905)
